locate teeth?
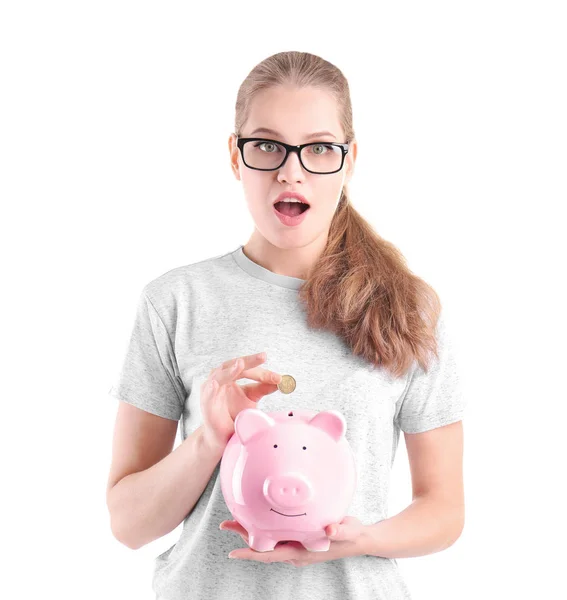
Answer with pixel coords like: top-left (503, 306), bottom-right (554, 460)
top-left (279, 197), bottom-right (306, 204)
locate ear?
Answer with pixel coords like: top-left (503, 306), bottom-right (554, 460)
top-left (344, 138), bottom-right (357, 184)
top-left (234, 408), bottom-right (275, 444)
top-left (228, 133), bottom-right (241, 180)
top-left (308, 410), bottom-right (347, 442)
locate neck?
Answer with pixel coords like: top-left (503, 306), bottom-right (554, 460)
top-left (242, 231), bottom-right (328, 280)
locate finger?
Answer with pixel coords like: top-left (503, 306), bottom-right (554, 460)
top-left (219, 520), bottom-right (247, 535)
top-left (326, 517), bottom-right (363, 541)
top-left (207, 359), bottom-right (245, 388)
top-left (229, 545), bottom-right (298, 561)
top-left (240, 381), bottom-right (282, 402)
top-left (219, 351), bottom-right (267, 371)
top-left (214, 360), bottom-right (281, 388)
top-left (240, 366), bottom-right (281, 386)
top-left (219, 520), bottom-right (249, 543)
top-left (211, 353), bottom-right (267, 385)
top-left (207, 354), bottom-right (262, 383)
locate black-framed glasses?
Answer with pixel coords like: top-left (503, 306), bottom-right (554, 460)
top-left (236, 137), bottom-right (349, 175)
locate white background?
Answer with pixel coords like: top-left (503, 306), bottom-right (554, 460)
top-left (2, 1), bottom-right (565, 599)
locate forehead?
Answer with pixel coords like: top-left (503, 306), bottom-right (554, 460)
top-left (249, 127), bottom-right (337, 141)
top-left (245, 86), bottom-right (343, 142)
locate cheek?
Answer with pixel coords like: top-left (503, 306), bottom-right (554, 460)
top-left (316, 176), bottom-right (344, 211)
top-left (242, 179), bottom-right (271, 210)
top-left (318, 171), bottom-right (344, 193)
top-left (242, 170), bottom-right (271, 196)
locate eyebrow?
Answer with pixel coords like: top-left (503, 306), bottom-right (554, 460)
top-left (249, 127), bottom-right (337, 141)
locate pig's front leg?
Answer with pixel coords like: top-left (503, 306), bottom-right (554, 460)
top-left (247, 533), bottom-right (277, 552)
top-left (302, 536), bottom-right (331, 552)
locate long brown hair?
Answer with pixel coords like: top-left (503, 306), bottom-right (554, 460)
top-left (234, 51), bottom-right (442, 378)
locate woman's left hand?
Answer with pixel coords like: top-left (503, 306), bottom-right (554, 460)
top-left (219, 515), bottom-right (370, 567)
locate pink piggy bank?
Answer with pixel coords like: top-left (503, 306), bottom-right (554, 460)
top-left (219, 407), bottom-right (357, 552)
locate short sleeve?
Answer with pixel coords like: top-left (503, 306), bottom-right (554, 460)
top-left (394, 311), bottom-right (466, 433)
top-left (108, 288), bottom-right (186, 421)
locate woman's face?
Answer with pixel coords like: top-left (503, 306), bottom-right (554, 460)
top-left (229, 85), bottom-right (357, 250)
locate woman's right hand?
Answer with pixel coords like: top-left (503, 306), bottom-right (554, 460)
top-left (200, 352), bottom-right (282, 451)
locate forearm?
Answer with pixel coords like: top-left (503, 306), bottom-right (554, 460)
top-left (362, 495), bottom-right (464, 559)
top-left (108, 424), bottom-right (226, 550)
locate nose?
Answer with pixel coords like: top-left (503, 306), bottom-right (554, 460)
top-left (263, 473), bottom-right (313, 510)
top-left (277, 150), bottom-right (306, 184)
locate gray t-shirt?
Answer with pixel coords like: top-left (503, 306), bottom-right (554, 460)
top-left (109, 244), bottom-right (466, 600)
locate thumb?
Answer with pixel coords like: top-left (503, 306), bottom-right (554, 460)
top-left (326, 523), bottom-right (352, 541)
top-left (326, 516), bottom-right (364, 541)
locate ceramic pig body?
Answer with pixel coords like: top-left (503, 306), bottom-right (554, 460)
top-left (219, 408), bottom-right (357, 552)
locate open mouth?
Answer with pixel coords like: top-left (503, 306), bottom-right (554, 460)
top-left (274, 201), bottom-right (310, 217)
top-left (270, 508), bottom-right (307, 517)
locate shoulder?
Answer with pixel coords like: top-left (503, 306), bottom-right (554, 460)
top-left (141, 247), bottom-right (238, 315)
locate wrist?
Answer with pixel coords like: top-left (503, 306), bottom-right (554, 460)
top-left (200, 426), bottom-right (229, 455)
top-left (358, 525), bottom-right (379, 557)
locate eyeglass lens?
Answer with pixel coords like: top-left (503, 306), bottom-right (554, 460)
top-left (243, 140), bottom-right (342, 173)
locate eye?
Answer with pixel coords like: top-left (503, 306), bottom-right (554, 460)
top-left (273, 444), bottom-right (278, 448)
top-left (302, 446), bottom-right (306, 450)
top-left (308, 143), bottom-right (333, 155)
top-left (254, 141), bottom-right (280, 153)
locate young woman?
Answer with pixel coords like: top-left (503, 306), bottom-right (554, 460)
top-left (107, 51), bottom-right (466, 600)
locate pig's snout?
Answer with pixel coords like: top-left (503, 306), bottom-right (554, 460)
top-left (263, 473), bottom-right (313, 511)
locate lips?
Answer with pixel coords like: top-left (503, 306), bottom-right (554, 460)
top-left (273, 192), bottom-right (310, 206)
top-left (273, 203), bottom-right (310, 227)
top-left (272, 192), bottom-right (311, 226)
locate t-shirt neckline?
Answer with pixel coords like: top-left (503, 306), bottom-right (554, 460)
top-left (231, 245), bottom-right (306, 290)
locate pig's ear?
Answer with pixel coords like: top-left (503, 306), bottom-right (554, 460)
top-left (308, 410), bottom-right (346, 441)
top-left (234, 408), bottom-right (275, 444)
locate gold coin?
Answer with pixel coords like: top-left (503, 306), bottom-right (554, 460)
top-left (277, 374), bottom-right (296, 394)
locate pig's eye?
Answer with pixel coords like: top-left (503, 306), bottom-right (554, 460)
top-left (303, 446), bottom-right (306, 450)
top-left (273, 444), bottom-right (278, 448)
